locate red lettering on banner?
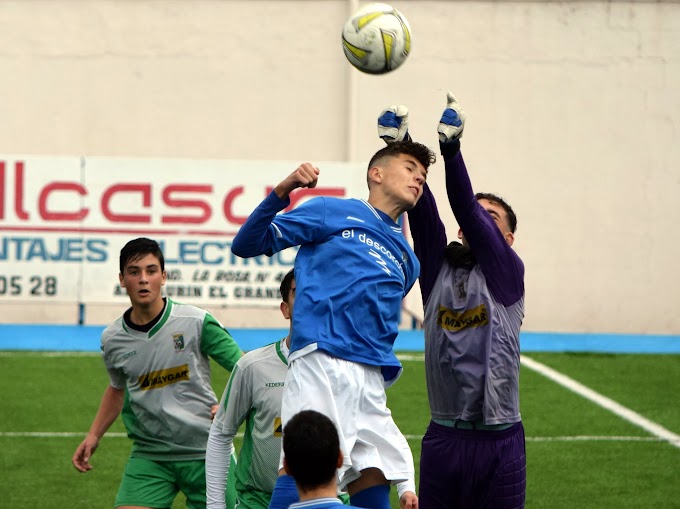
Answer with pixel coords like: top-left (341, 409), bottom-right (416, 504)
top-left (223, 187), bottom-right (248, 225)
top-left (0, 161), bottom-right (4, 220)
top-left (39, 183), bottom-right (88, 220)
top-left (162, 185), bottom-right (212, 224)
top-left (0, 161), bottom-right (31, 220)
top-left (0, 160), bottom-right (349, 230)
top-left (14, 161), bottom-right (29, 220)
top-left (102, 184), bottom-right (151, 223)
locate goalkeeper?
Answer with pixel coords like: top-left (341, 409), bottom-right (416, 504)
top-left (378, 95), bottom-right (526, 509)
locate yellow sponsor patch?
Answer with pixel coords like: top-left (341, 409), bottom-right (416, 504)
top-left (139, 364), bottom-right (189, 391)
top-left (273, 417), bottom-right (283, 437)
top-left (437, 304), bottom-right (489, 331)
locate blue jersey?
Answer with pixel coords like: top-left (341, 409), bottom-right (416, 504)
top-left (232, 192), bottom-right (419, 383)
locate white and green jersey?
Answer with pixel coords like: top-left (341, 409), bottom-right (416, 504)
top-left (102, 298), bottom-right (242, 461)
top-left (213, 338), bottom-right (288, 498)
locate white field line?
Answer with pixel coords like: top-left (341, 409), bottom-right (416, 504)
top-left (521, 355), bottom-right (680, 449)
top-left (398, 354), bottom-right (425, 361)
top-left (0, 431), bottom-right (663, 443)
top-left (3, 351), bottom-right (678, 447)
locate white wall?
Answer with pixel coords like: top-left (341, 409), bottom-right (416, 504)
top-left (1, 0), bottom-right (679, 333)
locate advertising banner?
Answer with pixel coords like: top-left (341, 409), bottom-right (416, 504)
top-left (0, 156), bottom-right (368, 307)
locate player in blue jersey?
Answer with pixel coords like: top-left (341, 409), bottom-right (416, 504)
top-left (231, 141), bottom-right (436, 509)
top-left (72, 237), bottom-right (243, 509)
top-left (378, 96), bottom-right (526, 509)
top-left (283, 410), bottom-right (364, 509)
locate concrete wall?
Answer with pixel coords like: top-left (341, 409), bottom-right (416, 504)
top-left (1, 0), bottom-right (679, 333)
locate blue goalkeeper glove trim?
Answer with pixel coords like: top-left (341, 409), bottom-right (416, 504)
top-left (440, 108), bottom-right (464, 130)
top-left (378, 111), bottom-right (402, 141)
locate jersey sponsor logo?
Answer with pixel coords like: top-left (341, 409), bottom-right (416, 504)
top-left (265, 382), bottom-right (284, 387)
top-left (369, 249), bottom-right (391, 275)
top-left (341, 228), bottom-right (405, 277)
top-left (173, 333), bottom-right (185, 352)
top-left (273, 417), bottom-right (283, 437)
top-left (121, 350), bottom-right (137, 360)
top-left (437, 304), bottom-right (489, 331)
top-left (456, 280), bottom-right (467, 299)
top-left (138, 364), bottom-right (190, 390)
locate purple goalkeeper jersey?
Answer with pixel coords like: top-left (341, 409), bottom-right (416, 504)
top-left (408, 143), bottom-right (525, 424)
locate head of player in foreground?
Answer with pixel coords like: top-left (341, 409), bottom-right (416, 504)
top-left (283, 410), bottom-right (344, 500)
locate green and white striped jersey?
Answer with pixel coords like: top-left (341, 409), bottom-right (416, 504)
top-left (213, 338), bottom-right (288, 496)
top-left (101, 298), bottom-right (242, 461)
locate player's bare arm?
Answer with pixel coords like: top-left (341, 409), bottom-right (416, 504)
top-left (72, 385), bottom-right (124, 473)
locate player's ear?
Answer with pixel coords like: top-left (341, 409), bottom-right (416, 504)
top-left (368, 166), bottom-right (382, 185)
top-left (161, 270), bottom-right (167, 286)
top-left (336, 449), bottom-right (343, 468)
top-left (505, 231), bottom-right (515, 247)
top-left (457, 228), bottom-right (463, 240)
top-left (283, 458), bottom-right (292, 476)
top-left (280, 301), bottom-right (291, 320)
top-left (119, 273), bottom-right (125, 288)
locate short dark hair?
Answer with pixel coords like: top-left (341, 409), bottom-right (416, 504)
top-left (476, 192), bottom-right (518, 233)
top-left (283, 410), bottom-right (340, 491)
top-left (367, 140), bottom-right (437, 187)
top-left (279, 269), bottom-right (295, 304)
top-left (119, 238), bottom-right (165, 274)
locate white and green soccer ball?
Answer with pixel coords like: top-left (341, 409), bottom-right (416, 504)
top-left (341, 3), bottom-right (412, 75)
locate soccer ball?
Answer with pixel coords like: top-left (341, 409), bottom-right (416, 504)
top-left (341, 3), bottom-right (412, 75)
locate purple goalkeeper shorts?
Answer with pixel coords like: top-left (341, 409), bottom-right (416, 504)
top-left (418, 420), bottom-right (526, 509)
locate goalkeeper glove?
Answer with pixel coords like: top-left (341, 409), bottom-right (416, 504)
top-left (378, 105), bottom-right (411, 143)
top-left (437, 92), bottom-right (466, 143)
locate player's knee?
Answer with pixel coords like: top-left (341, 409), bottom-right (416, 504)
top-left (348, 467), bottom-right (389, 494)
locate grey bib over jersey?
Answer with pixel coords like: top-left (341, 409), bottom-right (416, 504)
top-left (408, 141), bottom-right (525, 426)
top-left (424, 262), bottom-right (524, 424)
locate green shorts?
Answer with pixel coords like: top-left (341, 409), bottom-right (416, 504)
top-left (115, 455), bottom-right (237, 509)
top-left (115, 457), bottom-right (206, 509)
top-left (235, 489), bottom-right (272, 509)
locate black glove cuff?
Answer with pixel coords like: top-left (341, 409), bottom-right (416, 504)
top-left (439, 139), bottom-right (461, 158)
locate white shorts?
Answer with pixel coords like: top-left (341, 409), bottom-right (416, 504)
top-left (279, 350), bottom-right (414, 490)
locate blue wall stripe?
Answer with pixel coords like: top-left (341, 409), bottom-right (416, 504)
top-left (0, 325), bottom-right (679, 354)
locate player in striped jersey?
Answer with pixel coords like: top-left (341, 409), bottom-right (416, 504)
top-left (205, 269), bottom-right (296, 509)
top-left (72, 237), bottom-right (243, 509)
top-left (378, 95), bottom-right (526, 508)
top-left (231, 142), bottom-right (436, 509)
